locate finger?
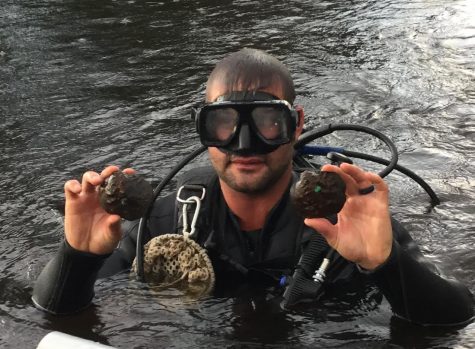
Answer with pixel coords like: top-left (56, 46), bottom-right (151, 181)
top-left (64, 179), bottom-right (82, 199)
top-left (123, 168), bottom-right (136, 175)
top-left (107, 214), bottom-right (122, 232)
top-left (105, 215), bottom-right (123, 243)
top-left (81, 171), bottom-right (103, 193)
top-left (304, 217), bottom-right (339, 247)
top-left (340, 163), bottom-right (375, 195)
top-left (366, 172), bottom-right (388, 193)
top-left (320, 164), bottom-right (355, 183)
top-left (320, 164), bottom-right (360, 195)
top-left (325, 163), bottom-right (378, 196)
top-left (100, 165), bottom-right (120, 178)
top-left (320, 164), bottom-right (339, 172)
top-left (339, 163), bottom-right (370, 184)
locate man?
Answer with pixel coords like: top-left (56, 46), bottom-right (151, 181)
top-left (33, 48), bottom-right (473, 326)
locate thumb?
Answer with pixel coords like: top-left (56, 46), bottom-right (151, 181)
top-left (304, 217), bottom-right (338, 246)
top-left (106, 215), bottom-right (123, 241)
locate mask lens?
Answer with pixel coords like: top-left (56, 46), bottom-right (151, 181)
top-left (251, 106), bottom-right (288, 141)
top-left (204, 107), bottom-right (239, 143)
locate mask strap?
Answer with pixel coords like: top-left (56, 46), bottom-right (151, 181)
top-left (215, 91), bottom-right (279, 102)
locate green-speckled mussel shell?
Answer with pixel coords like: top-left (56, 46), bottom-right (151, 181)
top-left (291, 170), bottom-right (346, 218)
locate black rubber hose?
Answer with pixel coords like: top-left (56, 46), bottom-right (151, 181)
top-left (295, 124), bottom-right (398, 178)
top-left (135, 145), bottom-right (207, 281)
top-left (341, 150), bottom-right (440, 206)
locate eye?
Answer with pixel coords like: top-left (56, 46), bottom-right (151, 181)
top-left (252, 107), bottom-right (287, 139)
top-left (205, 108), bottom-right (239, 141)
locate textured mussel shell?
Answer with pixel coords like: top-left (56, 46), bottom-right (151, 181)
top-left (99, 171), bottom-right (154, 221)
top-left (291, 170), bottom-right (346, 218)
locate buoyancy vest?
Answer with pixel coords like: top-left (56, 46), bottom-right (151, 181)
top-left (164, 166), bottom-right (356, 293)
top-left (106, 166), bottom-right (358, 297)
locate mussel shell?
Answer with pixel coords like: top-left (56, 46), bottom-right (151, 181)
top-left (99, 171), bottom-right (154, 221)
top-left (291, 170), bottom-right (346, 218)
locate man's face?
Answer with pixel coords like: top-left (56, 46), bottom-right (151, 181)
top-left (206, 83), bottom-right (303, 194)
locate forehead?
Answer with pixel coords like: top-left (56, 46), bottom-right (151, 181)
top-left (206, 81), bottom-right (286, 102)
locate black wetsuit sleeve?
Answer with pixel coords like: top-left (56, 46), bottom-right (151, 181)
top-left (32, 194), bottom-right (176, 314)
top-left (31, 240), bottom-right (110, 315)
top-left (369, 220), bottom-right (474, 326)
top-left (31, 220), bottom-right (145, 314)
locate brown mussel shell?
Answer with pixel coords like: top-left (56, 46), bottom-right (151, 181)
top-left (291, 170), bottom-right (346, 218)
top-left (99, 171), bottom-right (154, 221)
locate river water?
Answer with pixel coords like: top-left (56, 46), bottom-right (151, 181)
top-left (1, 0), bottom-right (474, 348)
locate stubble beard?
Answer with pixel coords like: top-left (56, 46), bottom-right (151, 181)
top-left (215, 154), bottom-right (292, 195)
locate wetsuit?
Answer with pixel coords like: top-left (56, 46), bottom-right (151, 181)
top-left (32, 167), bottom-right (474, 326)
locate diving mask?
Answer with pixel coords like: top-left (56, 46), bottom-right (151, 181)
top-left (193, 91), bottom-right (298, 154)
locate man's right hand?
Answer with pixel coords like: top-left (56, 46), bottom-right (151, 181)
top-left (64, 165), bottom-right (134, 255)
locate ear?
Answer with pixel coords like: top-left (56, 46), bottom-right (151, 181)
top-left (294, 106), bottom-right (305, 138)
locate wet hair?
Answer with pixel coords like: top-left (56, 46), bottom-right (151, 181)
top-left (206, 48), bottom-right (296, 103)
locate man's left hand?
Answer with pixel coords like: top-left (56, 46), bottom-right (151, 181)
top-left (304, 163), bottom-right (393, 270)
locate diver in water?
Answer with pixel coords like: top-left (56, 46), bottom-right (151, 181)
top-left (33, 48), bottom-right (473, 326)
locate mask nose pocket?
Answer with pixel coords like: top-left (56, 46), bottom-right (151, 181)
top-left (237, 123), bottom-right (252, 150)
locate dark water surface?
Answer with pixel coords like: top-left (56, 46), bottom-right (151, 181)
top-left (1, 0), bottom-right (474, 348)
